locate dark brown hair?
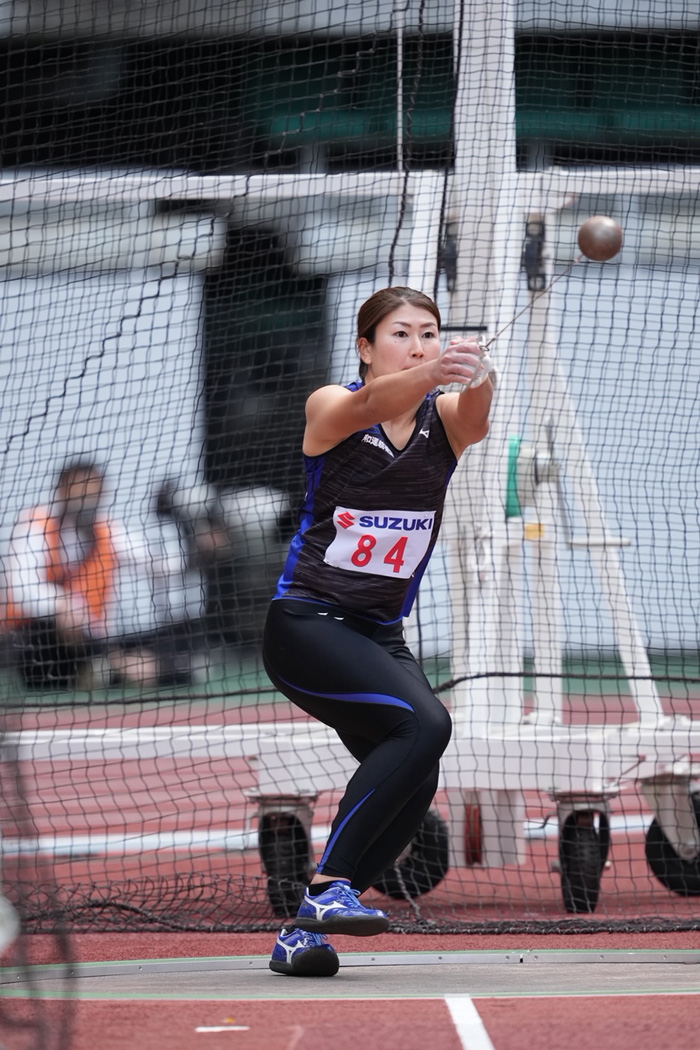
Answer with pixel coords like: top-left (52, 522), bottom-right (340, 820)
top-left (56, 458), bottom-right (103, 491)
top-left (356, 287), bottom-right (441, 379)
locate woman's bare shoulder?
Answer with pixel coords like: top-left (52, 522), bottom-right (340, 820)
top-left (303, 383), bottom-right (365, 455)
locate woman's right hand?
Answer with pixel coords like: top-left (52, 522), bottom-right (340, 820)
top-left (430, 338), bottom-right (491, 388)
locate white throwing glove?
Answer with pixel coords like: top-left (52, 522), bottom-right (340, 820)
top-left (466, 347), bottom-right (496, 389)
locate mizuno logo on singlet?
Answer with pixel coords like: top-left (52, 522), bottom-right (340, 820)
top-left (362, 433), bottom-right (394, 457)
top-left (358, 515), bottom-right (432, 531)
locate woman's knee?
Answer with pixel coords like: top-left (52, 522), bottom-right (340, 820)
top-left (427, 699), bottom-right (452, 746)
top-left (411, 699), bottom-right (452, 761)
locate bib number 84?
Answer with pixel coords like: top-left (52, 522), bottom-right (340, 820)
top-left (351, 534), bottom-right (407, 573)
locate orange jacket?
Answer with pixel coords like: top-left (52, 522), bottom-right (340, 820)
top-left (4, 508), bottom-right (117, 632)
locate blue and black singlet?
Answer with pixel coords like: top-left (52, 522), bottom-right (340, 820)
top-left (275, 385), bottom-right (457, 623)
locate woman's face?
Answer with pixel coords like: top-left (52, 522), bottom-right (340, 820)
top-left (359, 303), bottom-right (441, 380)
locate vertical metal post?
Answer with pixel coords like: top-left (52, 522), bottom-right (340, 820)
top-left (447, 0), bottom-right (524, 734)
top-left (443, 0), bottom-right (525, 869)
top-left (396, 2), bottom-right (404, 172)
top-left (526, 199), bottom-right (663, 725)
top-left (406, 172), bottom-right (444, 292)
top-left (525, 203), bottom-right (565, 724)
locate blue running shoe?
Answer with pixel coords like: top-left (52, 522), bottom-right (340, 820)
top-left (269, 926), bottom-right (339, 977)
top-left (294, 881), bottom-right (390, 936)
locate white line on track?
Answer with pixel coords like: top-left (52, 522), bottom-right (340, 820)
top-left (0, 811), bottom-right (654, 858)
top-left (445, 996), bottom-right (495, 1050)
top-left (195, 1027), bottom-right (250, 1033)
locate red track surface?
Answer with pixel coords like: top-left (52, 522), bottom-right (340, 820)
top-left (479, 996), bottom-right (700, 1050)
top-left (6, 931), bottom-right (700, 1050)
top-left (7, 992), bottom-right (700, 1050)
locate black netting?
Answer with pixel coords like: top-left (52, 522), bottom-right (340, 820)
top-left (0, 0), bottom-right (698, 939)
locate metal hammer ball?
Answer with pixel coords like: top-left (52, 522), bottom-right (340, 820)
top-left (577, 215), bottom-right (623, 262)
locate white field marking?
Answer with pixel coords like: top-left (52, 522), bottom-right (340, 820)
top-left (445, 996), bottom-right (495, 1050)
top-left (0, 812), bottom-right (654, 859)
top-left (195, 1026), bottom-right (250, 1032)
top-left (286, 1025), bottom-right (305, 1050)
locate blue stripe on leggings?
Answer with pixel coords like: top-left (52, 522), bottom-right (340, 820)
top-left (317, 788), bottom-right (375, 872)
top-left (279, 675), bottom-right (415, 712)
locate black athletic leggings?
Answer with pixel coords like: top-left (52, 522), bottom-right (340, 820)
top-left (262, 598), bottom-right (452, 893)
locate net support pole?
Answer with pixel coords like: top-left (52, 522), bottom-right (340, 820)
top-left (524, 205), bottom-right (566, 725)
top-left (526, 187), bottom-right (664, 726)
top-left (402, 172), bottom-right (449, 658)
top-left (447, 0), bottom-right (524, 735)
top-left (406, 172), bottom-right (445, 293)
top-left (443, 0), bottom-right (525, 868)
top-left (395, 1), bottom-right (404, 172)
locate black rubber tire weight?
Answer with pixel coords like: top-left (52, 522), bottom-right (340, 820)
top-left (645, 793), bottom-right (700, 896)
top-left (559, 810), bottom-right (609, 914)
top-left (372, 808), bottom-right (449, 900)
top-left (258, 812), bottom-right (310, 918)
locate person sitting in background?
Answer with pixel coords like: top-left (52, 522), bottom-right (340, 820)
top-left (3, 458), bottom-right (156, 690)
top-left (146, 480), bottom-right (233, 684)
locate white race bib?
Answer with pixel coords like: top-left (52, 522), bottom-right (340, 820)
top-left (324, 506), bottom-right (435, 579)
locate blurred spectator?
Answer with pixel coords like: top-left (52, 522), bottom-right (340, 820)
top-left (219, 485), bottom-right (291, 646)
top-left (145, 479), bottom-right (233, 683)
top-left (2, 458), bottom-right (157, 690)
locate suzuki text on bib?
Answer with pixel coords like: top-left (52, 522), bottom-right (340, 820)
top-left (324, 506), bottom-right (435, 579)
